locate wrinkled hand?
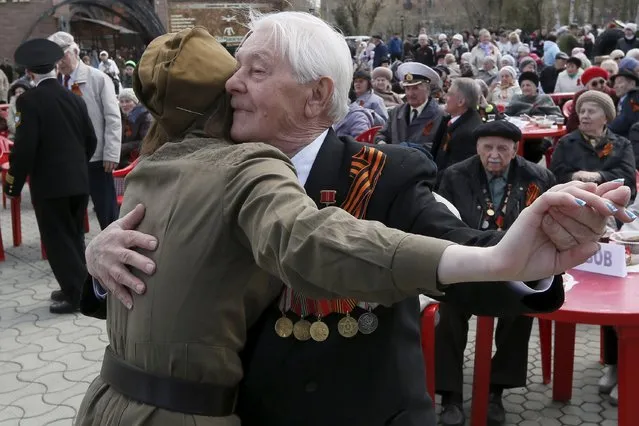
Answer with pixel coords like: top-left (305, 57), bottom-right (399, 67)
top-left (103, 161), bottom-right (118, 173)
top-left (491, 183), bottom-right (635, 282)
top-left (86, 204), bottom-right (157, 309)
top-left (572, 171), bottom-right (602, 183)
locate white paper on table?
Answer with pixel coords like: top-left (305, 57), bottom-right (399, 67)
top-left (562, 273), bottom-right (578, 292)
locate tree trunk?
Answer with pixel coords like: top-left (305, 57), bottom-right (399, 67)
top-left (569, 0), bottom-right (576, 23)
top-left (636, 1), bottom-right (639, 24)
top-left (551, 0), bottom-right (561, 28)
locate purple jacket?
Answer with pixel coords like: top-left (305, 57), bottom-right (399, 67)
top-left (333, 103), bottom-right (375, 138)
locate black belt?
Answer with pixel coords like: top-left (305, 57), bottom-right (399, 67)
top-left (100, 346), bottom-right (237, 416)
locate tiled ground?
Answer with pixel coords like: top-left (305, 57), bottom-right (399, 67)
top-left (0, 191), bottom-right (620, 425)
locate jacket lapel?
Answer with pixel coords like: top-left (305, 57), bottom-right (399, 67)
top-left (305, 129), bottom-right (352, 209)
top-left (410, 99), bottom-right (437, 139)
top-left (395, 104), bottom-right (409, 143)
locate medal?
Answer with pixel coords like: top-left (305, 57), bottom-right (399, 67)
top-left (338, 313), bottom-right (359, 338)
top-left (358, 311), bottom-right (379, 334)
top-left (486, 208), bottom-right (495, 217)
top-left (310, 318), bottom-right (330, 342)
top-left (274, 315), bottom-right (294, 338)
top-left (481, 220), bottom-right (489, 230)
top-left (293, 318), bottom-right (312, 341)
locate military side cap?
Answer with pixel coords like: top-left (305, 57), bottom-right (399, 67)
top-left (397, 62), bottom-right (441, 87)
top-left (14, 39), bottom-right (64, 74)
top-left (134, 26), bottom-right (237, 137)
top-left (473, 119), bottom-right (522, 143)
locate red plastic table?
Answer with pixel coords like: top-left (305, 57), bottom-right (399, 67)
top-left (533, 270), bottom-right (639, 426)
top-left (517, 124), bottom-right (568, 156)
top-left (550, 92), bottom-right (575, 105)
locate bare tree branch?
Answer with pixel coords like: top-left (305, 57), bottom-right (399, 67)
top-left (364, 0), bottom-right (386, 34)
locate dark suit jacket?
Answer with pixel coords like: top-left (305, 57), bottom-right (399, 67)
top-left (430, 108), bottom-right (484, 177)
top-left (237, 130), bottom-right (565, 426)
top-left (4, 78), bottom-right (96, 199)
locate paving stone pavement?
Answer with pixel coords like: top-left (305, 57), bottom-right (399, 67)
top-left (0, 192), bottom-right (619, 425)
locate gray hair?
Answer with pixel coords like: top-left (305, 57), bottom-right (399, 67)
top-left (451, 78), bottom-right (480, 109)
top-left (248, 11), bottom-right (352, 122)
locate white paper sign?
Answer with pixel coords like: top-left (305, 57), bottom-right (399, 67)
top-left (573, 242), bottom-right (627, 277)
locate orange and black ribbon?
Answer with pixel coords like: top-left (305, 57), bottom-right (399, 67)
top-left (598, 142), bottom-right (613, 159)
top-left (525, 183), bottom-right (541, 207)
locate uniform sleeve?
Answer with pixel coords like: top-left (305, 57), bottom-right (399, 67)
top-left (609, 97), bottom-right (639, 138)
top-left (99, 73), bottom-right (122, 163)
top-left (226, 147), bottom-right (454, 303)
top-left (4, 95), bottom-right (38, 196)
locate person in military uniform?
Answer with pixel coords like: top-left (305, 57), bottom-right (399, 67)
top-left (435, 121), bottom-right (557, 426)
top-left (4, 39), bottom-right (97, 314)
top-left (609, 68), bottom-right (639, 139)
top-left (375, 62), bottom-right (444, 150)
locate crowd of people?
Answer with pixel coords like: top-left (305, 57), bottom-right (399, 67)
top-left (1, 12), bottom-right (638, 426)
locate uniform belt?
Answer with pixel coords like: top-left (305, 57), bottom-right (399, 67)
top-left (100, 346), bottom-right (237, 416)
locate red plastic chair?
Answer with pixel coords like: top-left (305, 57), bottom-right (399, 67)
top-left (113, 158), bottom-right (140, 206)
top-left (562, 99), bottom-right (574, 119)
top-left (355, 126), bottom-right (383, 143)
top-left (420, 303), bottom-right (439, 404)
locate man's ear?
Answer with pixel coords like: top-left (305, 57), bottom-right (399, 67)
top-left (305, 77), bottom-right (334, 118)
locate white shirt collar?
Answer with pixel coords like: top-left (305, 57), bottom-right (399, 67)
top-left (449, 114), bottom-right (462, 124)
top-left (290, 129), bottom-right (329, 186)
top-left (410, 100), bottom-right (429, 118)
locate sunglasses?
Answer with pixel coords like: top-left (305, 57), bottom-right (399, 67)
top-left (589, 79), bottom-right (607, 88)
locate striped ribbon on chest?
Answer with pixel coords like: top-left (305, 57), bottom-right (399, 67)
top-left (279, 146), bottom-right (388, 318)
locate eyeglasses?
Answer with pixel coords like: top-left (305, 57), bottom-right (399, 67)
top-left (589, 79), bottom-right (607, 88)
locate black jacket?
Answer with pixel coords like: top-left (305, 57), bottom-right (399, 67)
top-left (616, 36), bottom-right (639, 54)
top-left (595, 28), bottom-right (624, 56)
top-left (550, 129), bottom-right (637, 200)
top-left (431, 108), bottom-right (484, 177)
top-left (539, 66), bottom-right (561, 95)
top-left (3, 78), bottom-right (96, 200)
top-left (438, 155), bottom-right (556, 231)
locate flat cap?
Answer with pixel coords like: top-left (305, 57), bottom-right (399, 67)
top-left (14, 39), bottom-right (64, 74)
top-left (473, 119), bottom-right (522, 143)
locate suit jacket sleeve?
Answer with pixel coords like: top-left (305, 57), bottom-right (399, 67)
top-left (386, 149), bottom-right (564, 316)
top-left (609, 97), bottom-right (639, 137)
top-left (4, 95), bottom-right (38, 196)
top-left (99, 73), bottom-right (122, 163)
top-left (227, 146), bottom-right (454, 303)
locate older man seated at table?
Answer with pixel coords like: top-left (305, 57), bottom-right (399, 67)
top-left (566, 66), bottom-right (618, 133)
top-left (550, 90), bottom-right (637, 199)
top-left (435, 120), bottom-right (557, 426)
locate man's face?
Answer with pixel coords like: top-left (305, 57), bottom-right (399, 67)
top-left (555, 59), bottom-right (567, 70)
top-left (119, 98), bottom-right (136, 115)
top-left (100, 54), bottom-right (108, 63)
top-left (566, 63), bottom-right (579, 75)
top-left (453, 39), bottom-right (461, 47)
top-left (480, 33), bottom-right (491, 44)
top-left (57, 50), bottom-right (77, 75)
top-left (125, 66), bottom-right (135, 76)
top-left (614, 75), bottom-right (637, 97)
top-left (586, 77), bottom-right (607, 91)
top-left (477, 136), bottom-right (517, 175)
top-left (403, 83), bottom-right (428, 107)
top-left (418, 37), bottom-right (428, 47)
top-left (225, 31), bottom-right (314, 144)
top-left (444, 85), bottom-right (465, 115)
top-left (372, 38), bottom-right (381, 46)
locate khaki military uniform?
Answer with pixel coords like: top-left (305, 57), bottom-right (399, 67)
top-left (75, 136), bottom-right (453, 425)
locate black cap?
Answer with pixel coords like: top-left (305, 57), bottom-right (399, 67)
top-left (353, 69), bottom-right (371, 81)
top-left (473, 119), bottom-right (522, 143)
top-left (611, 68), bottom-right (639, 85)
top-left (14, 39), bottom-right (64, 74)
top-left (518, 71), bottom-right (539, 87)
top-left (555, 52), bottom-right (569, 60)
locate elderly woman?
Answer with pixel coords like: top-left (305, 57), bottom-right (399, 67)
top-left (601, 58), bottom-right (619, 76)
top-left (351, 69), bottom-right (388, 123)
top-left (554, 56), bottom-right (585, 93)
top-left (470, 29), bottom-right (501, 75)
top-left (6, 80), bottom-right (31, 139)
top-left (566, 67), bottom-right (617, 132)
top-left (507, 32), bottom-right (523, 58)
top-left (490, 66), bottom-right (521, 107)
top-left (516, 44), bottom-right (531, 61)
top-left (500, 54), bottom-right (516, 69)
top-left (117, 88), bottom-right (152, 168)
top-left (476, 55), bottom-right (499, 86)
top-left (610, 49), bottom-right (625, 62)
top-left (372, 66), bottom-right (403, 108)
top-left (550, 91), bottom-right (636, 200)
top-left (518, 56), bottom-right (537, 74)
top-left (333, 103), bottom-right (375, 138)
top-left (445, 53), bottom-right (461, 76)
top-left (506, 72), bottom-right (561, 117)
top-left (476, 79), bottom-right (502, 122)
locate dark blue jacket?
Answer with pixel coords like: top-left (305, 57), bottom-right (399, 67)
top-left (373, 42), bottom-right (390, 67)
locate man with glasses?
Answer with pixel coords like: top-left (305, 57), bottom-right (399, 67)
top-left (566, 66), bottom-right (618, 132)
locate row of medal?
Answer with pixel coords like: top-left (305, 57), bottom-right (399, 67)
top-left (274, 310), bottom-right (379, 341)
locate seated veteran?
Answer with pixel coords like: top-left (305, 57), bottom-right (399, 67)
top-left (436, 120), bottom-right (556, 426)
top-left (550, 90), bottom-right (637, 200)
top-left (609, 68), bottom-right (639, 139)
top-left (332, 102), bottom-right (375, 138)
top-left (376, 62), bottom-right (444, 149)
top-left (566, 66), bottom-right (618, 133)
top-left (506, 72), bottom-right (562, 117)
top-left (431, 77), bottom-right (484, 176)
top-left (351, 69), bottom-right (389, 123)
top-left (371, 66), bottom-right (403, 108)
top-left (489, 66), bottom-right (521, 108)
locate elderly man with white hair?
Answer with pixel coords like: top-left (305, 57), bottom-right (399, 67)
top-left (48, 31), bottom-right (121, 233)
top-left (78, 12), bottom-right (635, 426)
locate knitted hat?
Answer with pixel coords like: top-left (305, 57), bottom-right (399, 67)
top-left (518, 56), bottom-right (537, 72)
top-left (518, 71), bottom-right (539, 87)
top-left (576, 90), bottom-right (616, 122)
top-left (372, 66), bottom-right (392, 81)
top-left (118, 88), bottom-right (139, 104)
top-left (499, 65), bottom-right (518, 80)
top-left (500, 54), bottom-right (516, 67)
top-left (580, 66), bottom-right (609, 85)
top-left (134, 27), bottom-right (237, 137)
top-left (619, 57), bottom-right (639, 72)
top-left (125, 60), bottom-right (137, 68)
top-left (610, 49), bottom-right (625, 60)
top-left (452, 33), bottom-right (463, 41)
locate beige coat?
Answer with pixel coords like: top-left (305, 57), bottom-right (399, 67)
top-left (75, 136), bottom-right (453, 425)
top-left (470, 43), bottom-right (502, 75)
top-left (73, 62), bottom-right (122, 163)
top-left (0, 69), bottom-right (8, 103)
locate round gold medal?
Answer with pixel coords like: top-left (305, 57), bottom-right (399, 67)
top-left (310, 320), bottom-right (330, 342)
top-left (486, 209), bottom-right (495, 217)
top-left (337, 315), bottom-right (359, 338)
top-left (274, 316), bottom-right (294, 338)
top-left (293, 319), bottom-right (312, 341)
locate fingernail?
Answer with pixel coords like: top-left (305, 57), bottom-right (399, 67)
top-left (606, 201), bottom-right (619, 213)
top-left (126, 301), bottom-right (133, 310)
top-left (149, 239), bottom-right (158, 250)
top-left (145, 263), bottom-right (154, 274)
top-left (626, 209), bottom-right (637, 220)
top-left (612, 178), bottom-right (625, 183)
top-left (574, 198), bottom-right (586, 206)
top-left (137, 284), bottom-right (145, 293)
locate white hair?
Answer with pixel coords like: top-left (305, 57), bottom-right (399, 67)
top-left (247, 11), bottom-right (353, 122)
top-left (32, 70), bottom-right (57, 84)
top-left (627, 48), bottom-right (639, 61)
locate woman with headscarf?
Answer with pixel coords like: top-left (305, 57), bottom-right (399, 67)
top-left (500, 54), bottom-right (516, 69)
top-left (117, 88), bottom-right (152, 168)
top-left (490, 65), bottom-right (521, 107)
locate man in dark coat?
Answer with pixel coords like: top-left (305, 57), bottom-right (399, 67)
top-left (431, 77), bottom-right (484, 179)
top-left (4, 39), bottom-right (97, 313)
top-left (609, 69), bottom-right (639, 139)
top-left (616, 23), bottom-right (639, 54)
top-left (372, 35), bottom-right (390, 68)
top-left (436, 121), bottom-right (557, 426)
top-left (539, 52), bottom-right (568, 94)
